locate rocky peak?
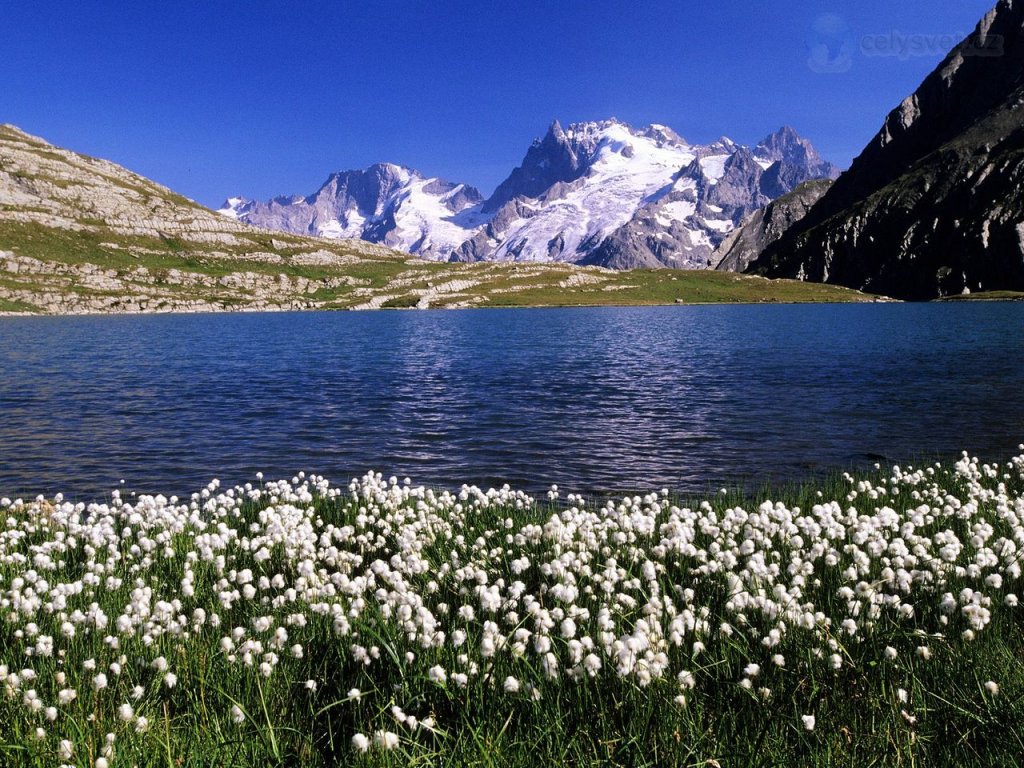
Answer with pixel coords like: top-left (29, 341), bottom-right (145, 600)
top-left (484, 120), bottom-right (588, 212)
top-left (822, 0), bottom-right (1024, 214)
top-left (756, 126), bottom-right (841, 178)
top-left (317, 163), bottom-right (418, 211)
top-left (425, 180), bottom-right (485, 212)
top-left (720, 145), bottom-right (762, 177)
top-left (705, 146), bottom-right (769, 218)
top-left (757, 126), bottom-right (809, 160)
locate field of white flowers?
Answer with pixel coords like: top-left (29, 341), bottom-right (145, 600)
top-left (1, 448), bottom-right (1024, 766)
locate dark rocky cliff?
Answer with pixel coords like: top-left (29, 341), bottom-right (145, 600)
top-left (749, 0), bottom-right (1024, 299)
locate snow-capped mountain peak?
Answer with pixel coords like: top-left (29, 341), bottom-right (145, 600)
top-left (220, 119), bottom-right (839, 270)
top-left (218, 164), bottom-right (485, 259)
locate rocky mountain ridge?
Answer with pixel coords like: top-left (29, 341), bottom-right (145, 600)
top-left (221, 164), bottom-right (488, 261)
top-left (0, 123), bottom-right (863, 314)
top-left (746, 0), bottom-right (1024, 299)
top-left (713, 179), bottom-right (834, 273)
top-left (221, 120), bottom-right (840, 270)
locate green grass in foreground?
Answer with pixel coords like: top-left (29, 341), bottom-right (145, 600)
top-left (1, 451), bottom-right (1023, 766)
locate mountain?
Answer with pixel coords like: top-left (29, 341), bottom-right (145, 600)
top-left (713, 179), bottom-right (834, 272)
top-left (0, 124), bottom-right (863, 314)
top-left (747, 0), bottom-right (1024, 299)
top-left (574, 130), bottom-right (839, 270)
top-left (222, 120), bottom-right (839, 269)
top-left (220, 164), bottom-right (488, 260)
top-left (482, 119), bottom-right (595, 213)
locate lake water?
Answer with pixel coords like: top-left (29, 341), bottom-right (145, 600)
top-left (0, 303), bottom-right (1022, 500)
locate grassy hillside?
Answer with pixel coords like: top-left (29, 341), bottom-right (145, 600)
top-left (0, 216), bottom-right (873, 315)
top-left (937, 290), bottom-right (1024, 302)
top-left (0, 124), bottom-right (877, 314)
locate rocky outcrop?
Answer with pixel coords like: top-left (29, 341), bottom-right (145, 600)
top-left (714, 179), bottom-right (834, 272)
top-left (0, 252), bottom-right (370, 314)
top-left (0, 125), bottom-right (271, 249)
top-left (749, 0), bottom-right (1024, 299)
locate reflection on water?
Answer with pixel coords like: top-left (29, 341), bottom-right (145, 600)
top-left (0, 303), bottom-right (1022, 500)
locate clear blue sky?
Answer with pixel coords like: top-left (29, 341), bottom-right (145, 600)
top-left (2, 1), bottom-right (996, 207)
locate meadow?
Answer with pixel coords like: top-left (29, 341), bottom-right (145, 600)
top-left (1, 449), bottom-right (1023, 766)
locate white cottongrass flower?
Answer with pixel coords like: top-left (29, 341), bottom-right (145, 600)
top-left (0, 450), bottom-right (1020, 760)
top-left (801, 714), bottom-right (816, 731)
top-left (231, 705), bottom-right (245, 724)
top-left (352, 733), bottom-right (370, 752)
top-left (373, 730), bottom-right (400, 750)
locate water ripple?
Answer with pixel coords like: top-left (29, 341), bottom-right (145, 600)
top-left (0, 304), bottom-right (1022, 500)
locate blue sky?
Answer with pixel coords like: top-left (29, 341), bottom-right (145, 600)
top-left (2, 1), bottom-right (996, 207)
